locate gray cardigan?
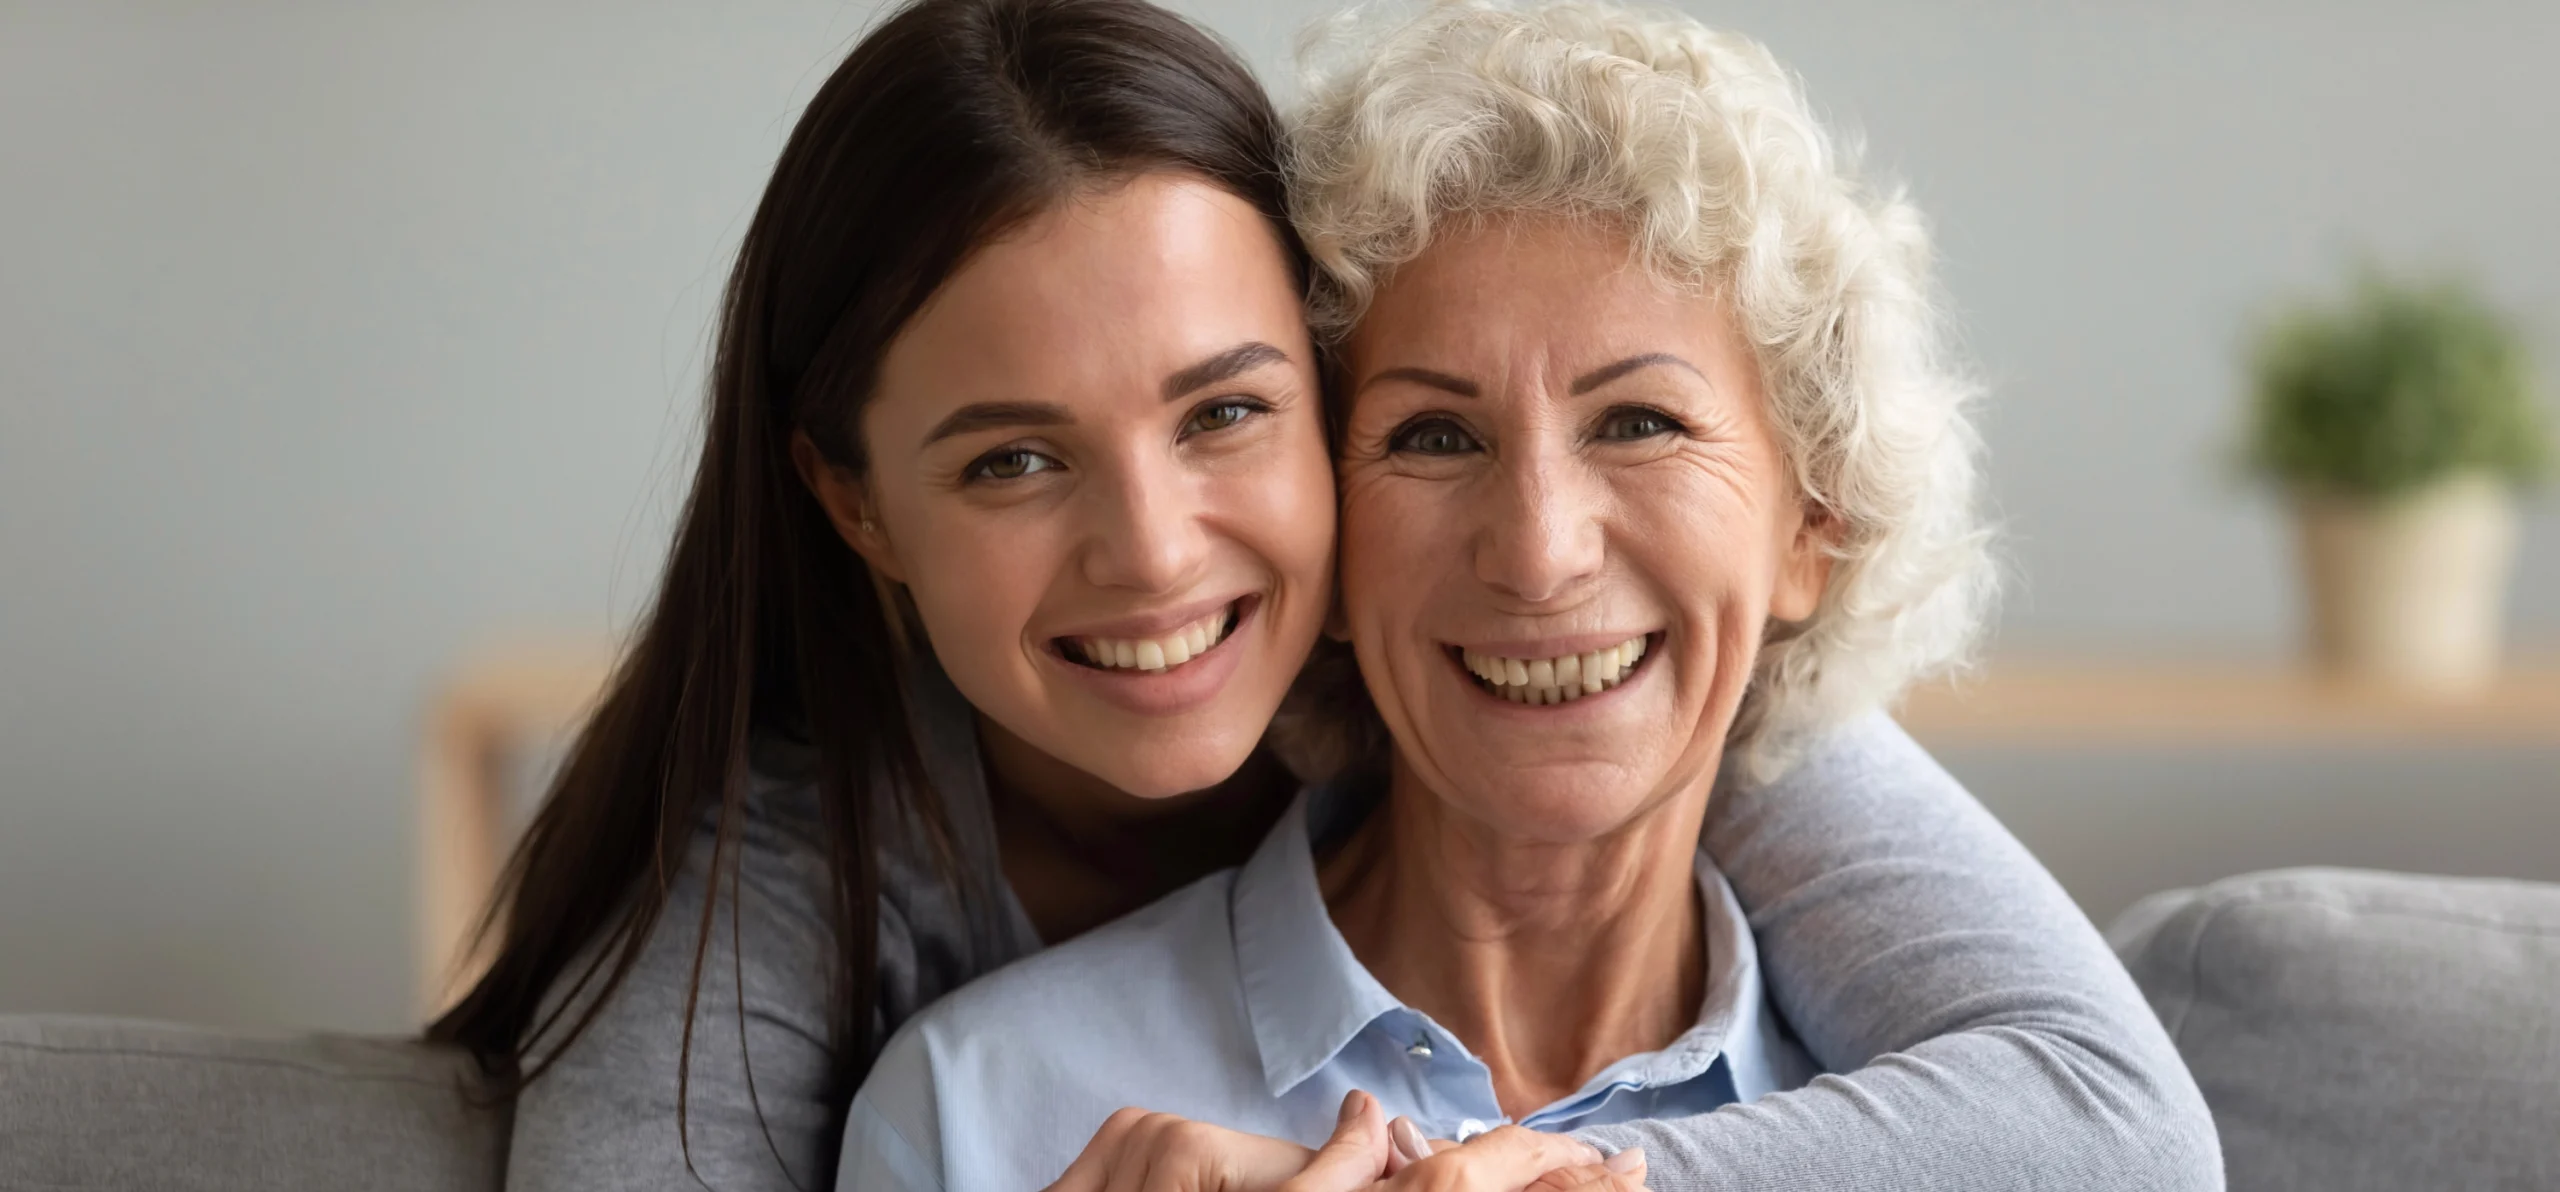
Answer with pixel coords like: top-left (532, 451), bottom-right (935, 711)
top-left (502, 677), bottom-right (2220, 1191)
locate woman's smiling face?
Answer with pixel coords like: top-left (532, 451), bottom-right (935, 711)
top-left (820, 173), bottom-right (1335, 800)
top-left (1336, 216), bottom-right (1836, 841)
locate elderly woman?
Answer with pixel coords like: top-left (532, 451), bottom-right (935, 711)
top-left (842, 3), bottom-right (2216, 1189)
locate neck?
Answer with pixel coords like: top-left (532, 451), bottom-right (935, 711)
top-left (979, 717), bottom-right (1295, 944)
top-left (1320, 757), bottom-right (1709, 1119)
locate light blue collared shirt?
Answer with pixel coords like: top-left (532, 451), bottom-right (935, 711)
top-left (840, 790), bottom-right (1817, 1191)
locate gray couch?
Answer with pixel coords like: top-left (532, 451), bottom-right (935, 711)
top-left (7, 867), bottom-right (2556, 1190)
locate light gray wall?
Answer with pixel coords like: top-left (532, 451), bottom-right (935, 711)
top-left (3, 1), bottom-right (2554, 1032)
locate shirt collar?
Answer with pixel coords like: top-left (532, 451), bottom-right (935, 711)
top-left (1555, 852), bottom-right (1765, 1103)
top-left (1232, 791), bottom-right (1407, 1097)
top-left (1230, 787), bottom-right (1772, 1106)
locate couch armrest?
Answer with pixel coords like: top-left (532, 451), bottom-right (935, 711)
top-left (2111, 867), bottom-right (2560, 1192)
top-left (0, 1015), bottom-right (507, 1191)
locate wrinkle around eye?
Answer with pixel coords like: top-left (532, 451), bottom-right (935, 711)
top-left (1633, 435), bottom-right (1770, 505)
top-left (1333, 454), bottom-right (1407, 508)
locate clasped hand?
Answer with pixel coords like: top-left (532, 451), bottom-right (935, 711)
top-left (1043, 1090), bottom-right (1648, 1192)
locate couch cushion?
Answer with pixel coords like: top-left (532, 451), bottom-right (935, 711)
top-left (2111, 868), bottom-right (2560, 1192)
top-left (0, 1015), bottom-right (506, 1191)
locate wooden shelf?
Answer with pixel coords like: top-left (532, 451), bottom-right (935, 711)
top-left (414, 640), bottom-right (616, 1017)
top-left (1898, 658), bottom-right (2560, 749)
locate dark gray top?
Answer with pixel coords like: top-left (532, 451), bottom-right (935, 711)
top-left (502, 666), bottom-right (2220, 1190)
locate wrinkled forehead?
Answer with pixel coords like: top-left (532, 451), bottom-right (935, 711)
top-left (1326, 214), bottom-right (1734, 422)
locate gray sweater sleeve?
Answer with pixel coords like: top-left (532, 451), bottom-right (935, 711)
top-left (502, 785), bottom-right (848, 1192)
top-left (1574, 712), bottom-right (2223, 1190)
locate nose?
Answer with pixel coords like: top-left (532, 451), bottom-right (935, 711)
top-left (1472, 443), bottom-right (1605, 605)
top-left (1077, 449), bottom-right (1210, 596)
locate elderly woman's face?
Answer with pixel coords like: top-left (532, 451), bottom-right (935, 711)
top-left (1336, 217), bottom-right (1834, 841)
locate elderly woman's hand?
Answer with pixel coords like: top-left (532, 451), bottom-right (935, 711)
top-left (1519, 1161), bottom-right (1649, 1192)
top-left (1044, 1092), bottom-right (1639, 1192)
top-left (1380, 1120), bottom-right (1647, 1192)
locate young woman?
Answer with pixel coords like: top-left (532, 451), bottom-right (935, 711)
top-left (429, 1), bottom-right (2209, 1189)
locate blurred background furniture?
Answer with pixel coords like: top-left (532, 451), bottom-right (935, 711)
top-left (411, 643), bottom-right (2560, 1014)
top-left (11, 865), bottom-right (2556, 1191)
top-left (417, 641), bottom-right (622, 1016)
top-left (0, 1016), bottom-right (505, 1192)
top-left (1900, 658), bottom-right (2560, 748)
top-left (2110, 868), bottom-right (2560, 1191)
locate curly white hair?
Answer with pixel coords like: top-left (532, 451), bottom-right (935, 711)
top-left (1287, 0), bottom-right (1997, 779)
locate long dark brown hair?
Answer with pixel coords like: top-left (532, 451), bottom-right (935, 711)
top-left (427, 0), bottom-right (1299, 1145)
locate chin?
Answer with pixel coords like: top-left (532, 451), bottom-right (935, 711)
top-left (1444, 770), bottom-right (1657, 843)
top-left (1106, 765), bottom-right (1229, 801)
top-left (1088, 734), bottom-right (1258, 801)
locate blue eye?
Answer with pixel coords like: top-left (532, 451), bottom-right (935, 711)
top-left (1389, 417), bottom-right (1481, 456)
top-left (967, 448), bottom-right (1059, 482)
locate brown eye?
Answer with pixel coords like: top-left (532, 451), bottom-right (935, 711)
top-left (967, 448), bottom-right (1059, 482)
top-left (1597, 407), bottom-right (1682, 441)
top-left (1389, 416), bottom-right (1481, 456)
top-left (1184, 399), bottom-right (1262, 436)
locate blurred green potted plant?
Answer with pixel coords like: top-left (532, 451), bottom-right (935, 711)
top-left (2246, 270), bottom-right (2550, 691)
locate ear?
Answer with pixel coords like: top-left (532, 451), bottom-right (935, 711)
top-left (790, 431), bottom-right (907, 584)
top-left (1769, 498), bottom-right (1842, 624)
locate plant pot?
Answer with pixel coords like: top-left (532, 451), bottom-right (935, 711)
top-left (2295, 472), bottom-right (2518, 692)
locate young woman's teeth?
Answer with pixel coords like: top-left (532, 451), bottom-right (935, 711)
top-left (1461, 635), bottom-right (1649, 705)
top-left (1072, 609), bottom-right (1234, 672)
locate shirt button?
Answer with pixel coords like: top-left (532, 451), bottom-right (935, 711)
top-left (1457, 1119), bottom-right (1490, 1141)
top-left (1405, 1036), bottom-right (1433, 1060)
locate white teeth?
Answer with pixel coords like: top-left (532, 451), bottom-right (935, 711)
top-left (1460, 634), bottom-right (1651, 706)
top-left (1071, 607), bottom-right (1236, 673)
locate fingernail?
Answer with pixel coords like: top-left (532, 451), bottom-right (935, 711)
top-left (1337, 1090), bottom-right (1365, 1125)
top-left (1389, 1116), bottom-right (1433, 1163)
top-left (1605, 1146), bottom-right (1646, 1174)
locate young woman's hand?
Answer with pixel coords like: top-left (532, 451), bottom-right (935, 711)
top-left (1044, 1089), bottom-right (1388, 1192)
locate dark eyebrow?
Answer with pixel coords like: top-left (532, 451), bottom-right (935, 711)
top-left (1355, 366), bottom-right (1480, 399)
top-left (1163, 341), bottom-right (1291, 401)
top-left (922, 400), bottom-right (1073, 447)
top-left (1570, 353), bottom-right (1707, 395)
